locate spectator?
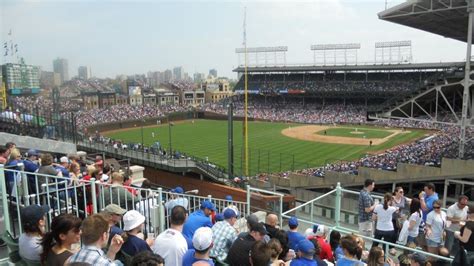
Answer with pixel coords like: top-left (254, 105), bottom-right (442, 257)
top-left (41, 213), bottom-right (82, 266)
top-left (227, 222), bottom-right (267, 266)
top-left (359, 179), bottom-right (376, 239)
top-left (182, 227), bottom-right (215, 266)
top-left (183, 200), bottom-right (216, 246)
top-left (238, 213), bottom-right (259, 237)
top-left (329, 230), bottom-right (343, 262)
top-left (268, 238), bottom-right (287, 266)
top-left (100, 204), bottom-right (126, 246)
top-left (152, 205), bottom-right (188, 266)
top-left (420, 183), bottom-right (439, 222)
top-left (164, 186), bottom-right (189, 214)
top-left (308, 237), bottom-right (329, 266)
top-left (19, 204), bottom-right (49, 261)
top-left (103, 171), bottom-right (138, 209)
top-left (391, 187), bottom-right (410, 232)
top-left (367, 246), bottom-right (394, 266)
top-left (5, 148), bottom-right (22, 195)
top-left (37, 153), bottom-right (62, 185)
top-left (23, 149), bottom-right (40, 194)
top-left (120, 210), bottom-right (153, 256)
top-left (425, 200), bottom-right (447, 260)
top-left (274, 229), bottom-right (292, 262)
top-left (263, 213), bottom-right (280, 240)
top-left (336, 235), bottom-right (364, 266)
top-left (310, 225), bottom-right (333, 262)
top-left (408, 253), bottom-right (431, 266)
top-left (406, 199), bottom-right (423, 246)
top-left (67, 214), bottom-right (124, 265)
top-left (0, 145), bottom-right (8, 164)
top-left (287, 217), bottom-right (305, 251)
top-left (210, 208), bottom-right (238, 261)
top-left (290, 238), bottom-right (316, 266)
top-left (372, 193), bottom-right (398, 251)
top-left (130, 251), bottom-right (164, 266)
top-left (250, 241), bottom-right (272, 266)
top-left (446, 195), bottom-right (469, 256)
top-left (454, 203), bottom-right (474, 265)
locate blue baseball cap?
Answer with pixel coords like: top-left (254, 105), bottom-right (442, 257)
top-left (171, 186), bottom-right (184, 194)
top-left (224, 208), bottom-right (237, 219)
top-left (225, 195), bottom-right (233, 201)
top-left (296, 239), bottom-right (315, 254)
top-left (215, 213), bottom-right (224, 221)
top-left (201, 200), bottom-right (216, 211)
top-left (27, 149), bottom-right (39, 157)
top-left (288, 216), bottom-right (298, 227)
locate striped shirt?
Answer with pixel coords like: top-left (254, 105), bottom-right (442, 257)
top-left (210, 220), bottom-right (238, 261)
top-left (68, 245), bottom-right (116, 266)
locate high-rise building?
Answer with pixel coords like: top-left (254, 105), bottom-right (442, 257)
top-left (2, 63), bottom-right (41, 95)
top-left (53, 58), bottom-right (69, 84)
top-left (193, 72), bottom-right (205, 83)
top-left (78, 66), bottom-right (91, 80)
top-left (173, 66), bottom-right (183, 80)
top-left (209, 69), bottom-right (217, 78)
top-left (164, 69), bottom-right (172, 83)
top-left (40, 71), bottom-right (61, 89)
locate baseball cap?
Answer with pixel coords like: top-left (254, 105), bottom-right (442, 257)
top-left (225, 195), bottom-right (233, 201)
top-left (224, 208), bottom-right (237, 219)
top-left (59, 156), bottom-right (69, 163)
top-left (315, 224), bottom-right (326, 237)
top-left (215, 213), bottom-right (224, 222)
top-left (409, 253), bottom-right (427, 264)
top-left (193, 227), bottom-right (213, 251)
top-left (123, 210), bottom-right (145, 231)
top-left (21, 205), bottom-right (49, 225)
top-left (171, 186), bottom-right (184, 194)
top-left (250, 222), bottom-right (268, 235)
top-left (304, 228), bottom-right (315, 238)
top-left (296, 239), bottom-right (315, 255)
top-left (201, 200), bottom-right (216, 211)
top-left (246, 213), bottom-right (259, 226)
top-left (27, 149), bottom-right (39, 157)
top-left (103, 204), bottom-right (126, 215)
top-left (288, 216), bottom-right (298, 227)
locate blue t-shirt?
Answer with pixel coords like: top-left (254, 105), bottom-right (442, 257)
top-left (290, 257), bottom-right (317, 266)
top-left (182, 249), bottom-right (215, 266)
top-left (422, 193), bottom-right (439, 222)
top-left (121, 234), bottom-right (151, 256)
top-left (335, 246), bottom-right (344, 261)
top-left (182, 210), bottom-right (213, 240)
top-left (287, 231), bottom-right (305, 251)
top-left (53, 165), bottom-right (70, 189)
top-left (336, 257), bottom-right (365, 266)
top-left (5, 159), bottom-right (22, 194)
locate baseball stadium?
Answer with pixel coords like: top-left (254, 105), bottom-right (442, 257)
top-left (0, 0), bottom-right (474, 265)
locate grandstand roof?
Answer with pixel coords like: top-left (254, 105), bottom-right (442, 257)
top-left (233, 61), bottom-right (466, 73)
top-left (378, 0), bottom-right (471, 43)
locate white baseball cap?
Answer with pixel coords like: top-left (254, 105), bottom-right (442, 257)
top-left (123, 210), bottom-right (145, 231)
top-left (60, 156), bottom-right (69, 163)
top-left (192, 227), bottom-right (213, 251)
top-left (315, 224), bottom-right (327, 237)
top-left (304, 227), bottom-right (315, 238)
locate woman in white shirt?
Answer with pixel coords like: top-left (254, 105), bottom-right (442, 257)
top-left (372, 193), bottom-right (398, 251)
top-left (406, 198), bottom-right (422, 245)
top-left (425, 200), bottom-right (447, 258)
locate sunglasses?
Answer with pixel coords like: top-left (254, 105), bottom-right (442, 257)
top-left (433, 206), bottom-right (441, 209)
top-left (398, 191), bottom-right (404, 194)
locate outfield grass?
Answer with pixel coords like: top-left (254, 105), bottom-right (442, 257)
top-left (316, 127), bottom-right (393, 139)
top-left (104, 120), bottom-right (428, 176)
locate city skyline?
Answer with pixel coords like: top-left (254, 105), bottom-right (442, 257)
top-left (1, 0), bottom-right (467, 79)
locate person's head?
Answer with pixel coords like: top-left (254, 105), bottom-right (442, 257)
top-left (383, 192), bottom-right (393, 210)
top-left (249, 223), bottom-right (267, 241)
top-left (266, 213), bottom-right (278, 228)
top-left (171, 186), bottom-right (184, 195)
top-left (81, 214), bottom-right (110, 247)
top-left (308, 237), bottom-right (322, 257)
top-left (288, 216), bottom-right (298, 230)
top-left (40, 214), bottom-right (82, 263)
top-left (130, 250), bottom-right (164, 266)
top-left (59, 156), bottom-right (69, 167)
top-left (249, 241), bottom-right (272, 266)
top-left (268, 238), bottom-right (282, 260)
top-left (223, 208), bottom-right (238, 226)
top-left (225, 195), bottom-right (233, 202)
top-left (424, 183), bottom-right (436, 195)
top-left (246, 213), bottom-right (259, 230)
top-left (432, 200), bottom-right (442, 213)
top-left (170, 205), bottom-right (187, 226)
top-left (467, 204), bottom-right (474, 220)
top-left (410, 198), bottom-right (421, 215)
top-left (102, 204), bottom-right (126, 225)
top-left (314, 224), bottom-right (327, 239)
top-left (192, 227), bottom-right (213, 255)
top-left (295, 239), bottom-right (315, 259)
top-left (341, 235), bottom-right (362, 259)
top-left (329, 230), bottom-right (341, 250)
top-left (368, 246), bottom-right (385, 266)
top-left (123, 210), bottom-right (145, 233)
top-left (364, 179), bottom-right (375, 191)
top-left (9, 148), bottom-right (21, 160)
top-left (394, 186), bottom-right (404, 197)
top-left (457, 195), bottom-right (469, 209)
top-left (6, 142), bottom-right (15, 152)
top-left (27, 149), bottom-right (39, 160)
top-left (200, 200), bottom-right (216, 216)
top-left (0, 145), bottom-right (8, 157)
top-left (409, 253), bottom-right (428, 266)
top-left (21, 204), bottom-right (50, 235)
top-left (398, 254), bottom-right (411, 266)
top-left (40, 153), bottom-right (54, 166)
top-left (111, 171), bottom-right (124, 183)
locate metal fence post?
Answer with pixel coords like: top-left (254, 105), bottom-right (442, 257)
top-left (335, 182), bottom-right (341, 227)
top-left (246, 185), bottom-right (251, 216)
top-left (157, 188), bottom-right (165, 233)
top-left (18, 163), bottom-right (30, 206)
top-left (279, 195), bottom-right (283, 227)
top-left (443, 179), bottom-right (449, 208)
top-left (90, 178), bottom-right (98, 214)
top-left (0, 165), bottom-right (11, 235)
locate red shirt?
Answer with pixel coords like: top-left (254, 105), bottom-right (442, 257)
top-left (309, 236), bottom-right (333, 262)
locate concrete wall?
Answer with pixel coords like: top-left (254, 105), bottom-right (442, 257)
top-left (0, 132), bottom-right (77, 155)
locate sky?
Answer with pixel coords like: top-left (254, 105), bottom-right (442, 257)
top-left (0, 0), bottom-right (468, 79)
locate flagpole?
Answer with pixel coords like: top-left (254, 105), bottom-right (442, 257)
top-left (243, 7), bottom-right (249, 177)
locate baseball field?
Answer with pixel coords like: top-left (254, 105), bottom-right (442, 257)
top-left (103, 119), bottom-right (429, 176)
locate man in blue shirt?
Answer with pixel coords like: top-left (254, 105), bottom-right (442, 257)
top-left (23, 149), bottom-right (39, 194)
top-left (290, 239), bottom-right (317, 266)
top-left (54, 156), bottom-right (71, 198)
top-left (183, 200), bottom-right (215, 247)
top-left (420, 182), bottom-right (439, 222)
top-left (287, 216), bottom-right (305, 251)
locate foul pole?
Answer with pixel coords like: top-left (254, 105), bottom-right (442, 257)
top-left (243, 7), bottom-right (249, 176)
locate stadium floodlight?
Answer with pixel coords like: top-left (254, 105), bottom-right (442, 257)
top-left (310, 43), bottom-right (361, 50)
top-left (235, 46), bottom-right (288, 53)
top-left (375, 40), bottom-right (411, 48)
